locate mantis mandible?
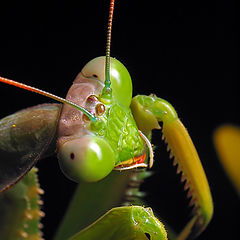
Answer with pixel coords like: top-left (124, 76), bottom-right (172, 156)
top-left (0, 1), bottom-right (213, 239)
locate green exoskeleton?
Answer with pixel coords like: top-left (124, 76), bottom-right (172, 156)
top-left (0, 1), bottom-right (213, 239)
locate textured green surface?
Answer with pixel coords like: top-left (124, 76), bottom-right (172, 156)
top-left (0, 168), bottom-right (43, 240)
top-left (103, 102), bottom-right (145, 164)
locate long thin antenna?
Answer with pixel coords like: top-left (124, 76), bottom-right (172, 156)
top-left (0, 76), bottom-right (96, 122)
top-left (101, 0), bottom-right (115, 100)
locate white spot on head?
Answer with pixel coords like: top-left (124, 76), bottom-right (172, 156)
top-left (111, 68), bottom-right (120, 84)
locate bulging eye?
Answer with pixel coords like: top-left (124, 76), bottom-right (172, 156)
top-left (57, 136), bottom-right (116, 182)
top-left (81, 56), bottom-right (133, 107)
top-left (96, 103), bottom-right (105, 115)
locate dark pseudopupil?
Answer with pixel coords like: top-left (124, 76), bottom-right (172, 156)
top-left (70, 153), bottom-right (75, 160)
top-left (144, 233), bottom-right (151, 239)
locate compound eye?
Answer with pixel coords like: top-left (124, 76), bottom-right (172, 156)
top-left (57, 136), bottom-right (116, 182)
top-left (81, 56), bottom-right (133, 107)
top-left (96, 103), bottom-right (105, 115)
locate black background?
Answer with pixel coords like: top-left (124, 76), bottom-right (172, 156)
top-left (0, 0), bottom-right (239, 239)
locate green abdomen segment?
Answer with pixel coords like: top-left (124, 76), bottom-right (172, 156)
top-left (0, 168), bottom-right (43, 240)
top-left (104, 103), bottom-right (145, 165)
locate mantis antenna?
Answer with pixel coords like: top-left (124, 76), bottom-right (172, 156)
top-left (0, 76), bottom-right (97, 122)
top-left (101, 0), bottom-right (115, 100)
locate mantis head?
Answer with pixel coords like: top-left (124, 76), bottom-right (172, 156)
top-left (57, 56), bottom-right (151, 183)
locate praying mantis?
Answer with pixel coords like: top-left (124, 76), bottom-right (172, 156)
top-left (0, 0), bottom-right (238, 239)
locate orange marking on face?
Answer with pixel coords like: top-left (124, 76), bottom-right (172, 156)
top-left (115, 153), bottom-right (146, 169)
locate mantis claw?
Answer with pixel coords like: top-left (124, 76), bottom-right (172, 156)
top-left (162, 118), bottom-right (213, 239)
top-left (131, 95), bottom-right (213, 239)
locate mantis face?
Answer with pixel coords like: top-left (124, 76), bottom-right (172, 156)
top-left (57, 57), bottom-right (149, 182)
